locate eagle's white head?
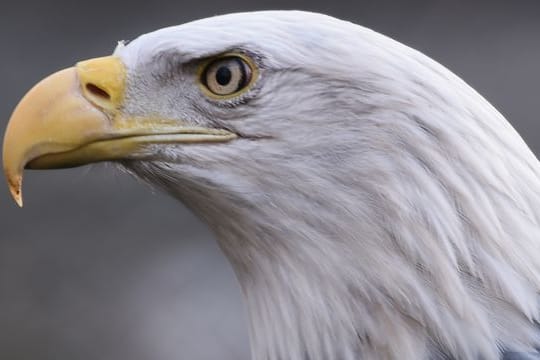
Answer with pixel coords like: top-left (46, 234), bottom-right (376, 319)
top-left (4, 11), bottom-right (540, 360)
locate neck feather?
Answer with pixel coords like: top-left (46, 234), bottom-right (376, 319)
top-left (122, 48), bottom-right (540, 359)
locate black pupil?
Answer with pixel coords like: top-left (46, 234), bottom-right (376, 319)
top-left (216, 66), bottom-right (232, 86)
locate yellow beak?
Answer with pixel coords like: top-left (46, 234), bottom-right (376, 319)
top-left (2, 56), bottom-right (236, 207)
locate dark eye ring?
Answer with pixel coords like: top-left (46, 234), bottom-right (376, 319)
top-left (200, 55), bottom-right (254, 97)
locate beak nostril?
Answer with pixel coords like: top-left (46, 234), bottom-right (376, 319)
top-left (76, 57), bottom-right (125, 110)
top-left (85, 83), bottom-right (111, 101)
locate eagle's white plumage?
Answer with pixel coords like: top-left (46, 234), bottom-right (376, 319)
top-left (109, 11), bottom-right (540, 360)
top-left (15, 10), bottom-right (540, 360)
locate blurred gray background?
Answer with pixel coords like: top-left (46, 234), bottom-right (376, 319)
top-left (1, 0), bottom-right (539, 359)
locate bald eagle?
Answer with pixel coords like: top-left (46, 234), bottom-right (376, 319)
top-left (4, 11), bottom-right (540, 360)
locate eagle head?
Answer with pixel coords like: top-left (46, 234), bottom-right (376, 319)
top-left (4, 11), bottom-right (540, 360)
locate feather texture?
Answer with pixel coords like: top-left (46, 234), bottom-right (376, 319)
top-left (114, 11), bottom-right (540, 360)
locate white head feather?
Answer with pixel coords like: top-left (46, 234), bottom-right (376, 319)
top-left (113, 11), bottom-right (540, 360)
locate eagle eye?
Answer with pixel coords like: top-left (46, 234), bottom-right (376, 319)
top-left (199, 54), bottom-right (255, 99)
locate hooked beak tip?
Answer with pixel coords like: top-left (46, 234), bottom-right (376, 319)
top-left (7, 175), bottom-right (23, 207)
